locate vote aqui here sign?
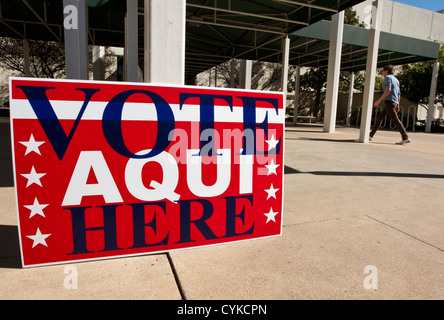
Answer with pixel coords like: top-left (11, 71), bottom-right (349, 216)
top-left (9, 78), bottom-right (284, 267)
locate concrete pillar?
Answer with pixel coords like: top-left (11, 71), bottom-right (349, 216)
top-left (239, 59), bottom-right (252, 89)
top-left (23, 39), bottom-right (31, 77)
top-left (230, 59), bottom-right (236, 88)
top-left (426, 60), bottom-right (440, 133)
top-left (125, 0), bottom-right (138, 82)
top-left (144, 0), bottom-right (186, 85)
top-left (214, 66), bottom-right (218, 87)
top-left (346, 72), bottom-right (355, 126)
top-left (92, 45), bottom-right (105, 80)
top-left (324, 11), bottom-right (344, 133)
top-left (293, 66), bottom-right (301, 125)
top-left (281, 36), bottom-right (290, 96)
top-left (63, 0), bottom-right (89, 80)
top-left (359, 0), bottom-right (383, 143)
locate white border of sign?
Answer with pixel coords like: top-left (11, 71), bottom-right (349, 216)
top-left (10, 77), bottom-right (285, 268)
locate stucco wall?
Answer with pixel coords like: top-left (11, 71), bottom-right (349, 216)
top-left (353, 0), bottom-right (444, 43)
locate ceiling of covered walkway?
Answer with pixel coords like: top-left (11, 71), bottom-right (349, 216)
top-left (184, 0), bottom-right (366, 75)
top-left (0, 0), bottom-right (438, 79)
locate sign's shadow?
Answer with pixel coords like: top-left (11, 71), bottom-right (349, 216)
top-left (0, 225), bottom-right (22, 268)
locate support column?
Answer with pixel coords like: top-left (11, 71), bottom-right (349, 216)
top-left (281, 36), bottom-right (290, 95)
top-left (293, 66), bottom-right (301, 125)
top-left (239, 59), bottom-right (252, 89)
top-left (92, 46), bottom-right (105, 80)
top-left (324, 11), bottom-right (344, 133)
top-left (125, 0), bottom-right (138, 82)
top-left (23, 39), bottom-right (31, 77)
top-left (346, 72), bottom-right (355, 126)
top-left (214, 66), bottom-right (218, 87)
top-left (63, 0), bottom-right (89, 80)
top-left (426, 60), bottom-right (440, 133)
top-left (144, 0), bottom-right (186, 85)
top-left (359, 0), bottom-right (383, 143)
top-left (281, 36), bottom-right (290, 121)
top-left (230, 59), bottom-right (236, 88)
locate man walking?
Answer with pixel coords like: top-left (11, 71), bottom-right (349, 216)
top-left (370, 65), bottom-right (410, 145)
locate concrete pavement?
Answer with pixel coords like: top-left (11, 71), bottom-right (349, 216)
top-left (1, 119), bottom-right (443, 299)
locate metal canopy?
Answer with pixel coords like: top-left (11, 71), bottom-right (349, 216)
top-left (0, 0), bottom-right (366, 78)
top-left (290, 20), bottom-right (441, 71)
top-left (185, 0), bottom-right (366, 76)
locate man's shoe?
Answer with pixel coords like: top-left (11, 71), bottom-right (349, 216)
top-left (369, 136), bottom-right (373, 141)
top-left (396, 138), bottom-right (411, 145)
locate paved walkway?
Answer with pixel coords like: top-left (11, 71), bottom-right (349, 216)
top-left (1, 119), bottom-right (443, 299)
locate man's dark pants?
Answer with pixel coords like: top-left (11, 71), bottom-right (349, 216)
top-left (370, 100), bottom-right (409, 140)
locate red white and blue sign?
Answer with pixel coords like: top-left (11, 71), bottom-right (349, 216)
top-left (9, 78), bottom-right (284, 267)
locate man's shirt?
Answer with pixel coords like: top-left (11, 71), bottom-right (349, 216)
top-left (383, 74), bottom-right (400, 104)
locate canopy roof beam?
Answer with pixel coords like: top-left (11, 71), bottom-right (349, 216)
top-left (21, 0), bottom-right (60, 41)
top-left (187, 3), bottom-right (309, 27)
top-left (185, 18), bottom-right (286, 35)
top-left (0, 19), bottom-right (24, 38)
top-left (273, 0), bottom-right (339, 12)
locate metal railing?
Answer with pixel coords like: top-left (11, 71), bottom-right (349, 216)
top-left (355, 104), bottom-right (417, 131)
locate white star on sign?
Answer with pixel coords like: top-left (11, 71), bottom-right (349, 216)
top-left (27, 228), bottom-right (51, 248)
top-left (264, 183), bottom-right (279, 200)
top-left (265, 135), bottom-right (279, 151)
top-left (264, 207), bottom-right (279, 223)
top-left (19, 134), bottom-right (45, 156)
top-left (24, 198), bottom-right (48, 218)
top-left (265, 159), bottom-right (279, 176)
top-left (21, 167), bottom-right (46, 187)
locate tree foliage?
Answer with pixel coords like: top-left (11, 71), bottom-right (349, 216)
top-left (197, 59), bottom-right (294, 92)
top-left (0, 37), bottom-right (116, 80)
top-left (299, 67), bottom-right (327, 117)
top-left (0, 38), bottom-right (66, 78)
top-left (398, 46), bottom-right (444, 105)
top-left (344, 7), bottom-right (366, 27)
